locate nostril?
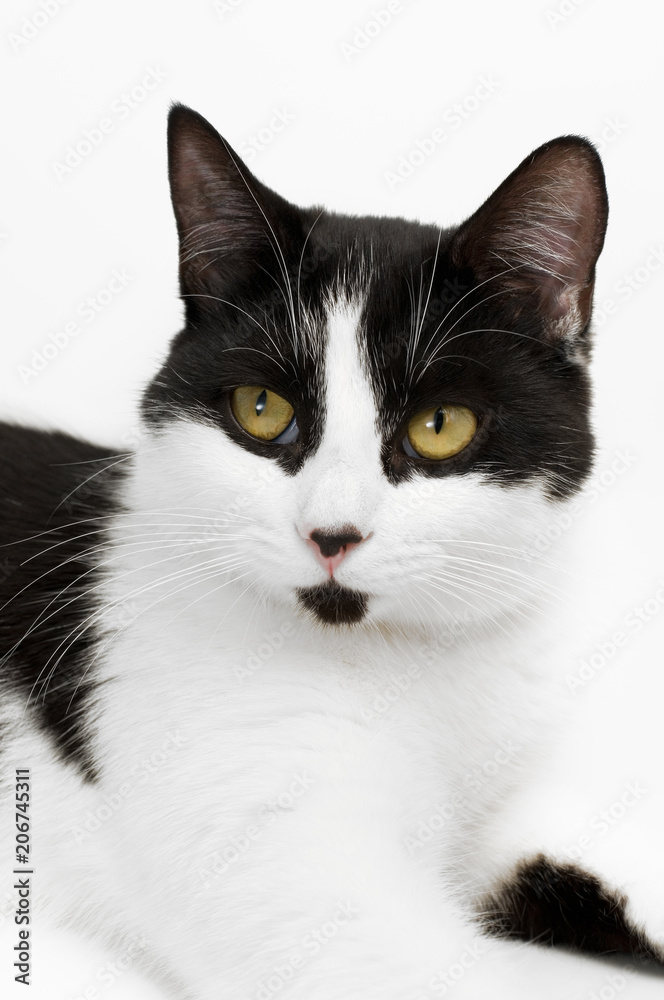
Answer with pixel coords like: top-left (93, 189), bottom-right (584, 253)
top-left (309, 527), bottom-right (364, 558)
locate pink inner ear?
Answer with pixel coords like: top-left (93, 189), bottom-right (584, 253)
top-left (522, 200), bottom-right (591, 320)
top-left (453, 139), bottom-right (608, 338)
top-left (493, 172), bottom-right (598, 291)
top-left (545, 281), bottom-right (573, 321)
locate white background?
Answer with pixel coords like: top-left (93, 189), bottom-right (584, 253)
top-left (1, 0), bottom-right (663, 997)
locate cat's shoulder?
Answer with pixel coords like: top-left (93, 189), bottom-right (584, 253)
top-left (0, 422), bottom-right (123, 543)
top-left (0, 423), bottom-right (125, 778)
top-left (0, 420), bottom-right (126, 613)
top-left (1, 420), bottom-right (111, 494)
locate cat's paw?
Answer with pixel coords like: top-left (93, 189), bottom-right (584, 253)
top-left (481, 854), bottom-right (664, 965)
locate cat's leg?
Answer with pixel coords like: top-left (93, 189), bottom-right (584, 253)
top-left (467, 736), bottom-right (664, 967)
top-left (479, 853), bottom-right (664, 961)
top-left (86, 710), bottom-right (663, 999)
top-left (0, 699), bottom-right (183, 999)
top-left (473, 820), bottom-right (664, 971)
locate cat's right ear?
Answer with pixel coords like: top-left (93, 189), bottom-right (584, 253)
top-left (167, 104), bottom-right (291, 293)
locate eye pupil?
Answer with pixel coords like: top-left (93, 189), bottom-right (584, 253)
top-left (405, 404), bottom-right (478, 460)
top-left (231, 386), bottom-right (296, 442)
top-left (255, 389), bottom-right (267, 416)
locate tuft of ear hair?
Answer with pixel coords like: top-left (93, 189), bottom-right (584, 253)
top-left (450, 136), bottom-right (608, 348)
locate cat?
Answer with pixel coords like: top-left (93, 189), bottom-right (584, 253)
top-left (1, 104), bottom-right (662, 999)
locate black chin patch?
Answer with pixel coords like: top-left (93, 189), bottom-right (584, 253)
top-left (297, 582), bottom-right (368, 626)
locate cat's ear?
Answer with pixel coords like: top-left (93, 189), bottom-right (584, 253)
top-left (167, 104), bottom-right (293, 292)
top-left (450, 136), bottom-right (608, 347)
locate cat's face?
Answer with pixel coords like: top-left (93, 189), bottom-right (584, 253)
top-left (138, 107), bottom-right (608, 631)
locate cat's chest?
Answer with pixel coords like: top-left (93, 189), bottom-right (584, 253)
top-left (93, 576), bottom-right (554, 816)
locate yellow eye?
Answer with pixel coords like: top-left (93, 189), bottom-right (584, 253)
top-left (231, 386), bottom-right (295, 441)
top-left (406, 405), bottom-right (478, 460)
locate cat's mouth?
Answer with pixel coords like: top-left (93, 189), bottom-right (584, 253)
top-left (296, 581), bottom-right (368, 626)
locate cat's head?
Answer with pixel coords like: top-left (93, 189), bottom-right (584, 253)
top-left (138, 104), bottom-right (608, 633)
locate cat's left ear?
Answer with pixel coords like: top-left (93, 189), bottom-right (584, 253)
top-left (450, 136), bottom-right (608, 349)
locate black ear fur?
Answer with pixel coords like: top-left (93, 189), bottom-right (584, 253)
top-left (167, 104), bottom-right (299, 294)
top-left (450, 136), bottom-right (608, 346)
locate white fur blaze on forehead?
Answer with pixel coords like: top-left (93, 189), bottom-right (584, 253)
top-left (296, 295), bottom-right (383, 533)
top-left (323, 296), bottom-right (377, 447)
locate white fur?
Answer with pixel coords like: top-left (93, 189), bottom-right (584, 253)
top-left (2, 294), bottom-right (662, 998)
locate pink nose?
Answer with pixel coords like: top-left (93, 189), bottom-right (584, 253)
top-left (307, 528), bottom-right (364, 577)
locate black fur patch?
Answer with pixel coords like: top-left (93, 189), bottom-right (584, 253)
top-left (361, 245), bottom-right (596, 496)
top-left (297, 581), bottom-right (368, 625)
top-left (481, 855), bottom-right (663, 963)
top-left (143, 105), bottom-right (333, 477)
top-left (148, 108), bottom-right (606, 503)
top-left (0, 425), bottom-right (124, 781)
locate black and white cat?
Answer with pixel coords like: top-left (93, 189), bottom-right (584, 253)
top-left (1, 105), bottom-right (662, 998)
